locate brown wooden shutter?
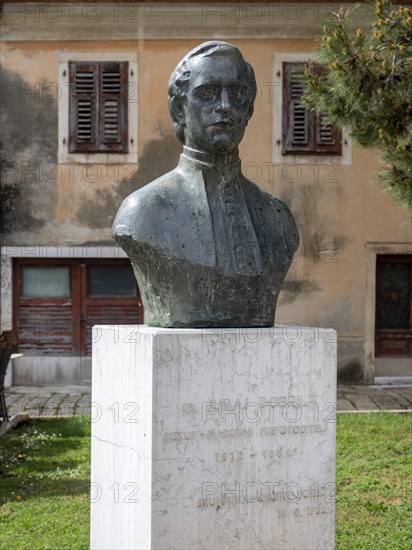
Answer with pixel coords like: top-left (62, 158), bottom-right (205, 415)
top-left (69, 62), bottom-right (98, 153)
top-left (69, 61), bottom-right (128, 154)
top-left (315, 113), bottom-right (342, 154)
top-left (99, 62), bottom-right (128, 153)
top-left (282, 62), bottom-right (342, 155)
top-left (283, 63), bottom-right (311, 154)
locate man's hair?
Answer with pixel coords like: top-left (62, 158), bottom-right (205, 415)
top-left (168, 41), bottom-right (257, 144)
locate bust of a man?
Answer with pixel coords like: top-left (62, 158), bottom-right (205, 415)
top-left (112, 41), bottom-right (299, 328)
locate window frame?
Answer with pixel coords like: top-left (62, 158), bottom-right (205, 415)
top-left (58, 52), bottom-right (138, 164)
top-left (68, 60), bottom-right (129, 154)
top-left (272, 52), bottom-right (351, 166)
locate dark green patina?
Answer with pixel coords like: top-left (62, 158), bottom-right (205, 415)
top-left (113, 42), bottom-right (299, 327)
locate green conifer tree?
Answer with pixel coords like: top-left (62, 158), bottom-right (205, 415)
top-left (301, 0), bottom-right (412, 210)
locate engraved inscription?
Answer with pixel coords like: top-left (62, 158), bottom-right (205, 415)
top-left (163, 431), bottom-right (197, 442)
top-left (203, 428), bottom-right (253, 440)
top-left (262, 448), bottom-right (297, 459)
top-left (162, 424), bottom-right (328, 443)
top-left (260, 424), bottom-right (328, 436)
top-left (182, 403), bottom-right (200, 416)
top-left (162, 427), bottom-right (253, 443)
top-left (214, 448), bottom-right (297, 463)
top-left (215, 451), bottom-right (244, 463)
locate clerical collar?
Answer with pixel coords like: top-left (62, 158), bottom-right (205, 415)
top-left (183, 146), bottom-right (240, 170)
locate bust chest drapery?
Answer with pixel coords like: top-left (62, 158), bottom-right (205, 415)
top-left (112, 148), bottom-right (299, 328)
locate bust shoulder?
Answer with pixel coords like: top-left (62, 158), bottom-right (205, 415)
top-left (112, 170), bottom-right (181, 237)
top-left (112, 166), bottom-right (215, 265)
top-left (112, 168), bottom-right (184, 239)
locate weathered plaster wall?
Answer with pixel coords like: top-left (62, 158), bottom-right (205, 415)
top-left (0, 63), bottom-right (57, 235)
top-left (1, 36), bottom-right (410, 380)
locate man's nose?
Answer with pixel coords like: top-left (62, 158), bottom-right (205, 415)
top-left (215, 88), bottom-right (232, 113)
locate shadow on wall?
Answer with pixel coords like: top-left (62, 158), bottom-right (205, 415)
top-left (0, 65), bottom-right (58, 235)
top-left (0, 61), bottom-right (182, 234)
top-left (338, 360), bottom-right (364, 383)
top-left (76, 133), bottom-right (182, 230)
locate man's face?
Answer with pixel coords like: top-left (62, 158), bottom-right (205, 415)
top-left (181, 55), bottom-right (253, 155)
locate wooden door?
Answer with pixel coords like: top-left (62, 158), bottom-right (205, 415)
top-left (13, 258), bottom-right (143, 356)
top-left (375, 255), bottom-right (412, 357)
top-left (80, 259), bottom-right (143, 356)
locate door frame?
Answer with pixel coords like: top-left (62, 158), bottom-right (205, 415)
top-left (364, 242), bottom-right (412, 383)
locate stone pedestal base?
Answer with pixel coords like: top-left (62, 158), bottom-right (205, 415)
top-left (91, 326), bottom-right (336, 550)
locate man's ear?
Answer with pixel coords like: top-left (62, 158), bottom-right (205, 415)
top-left (169, 97), bottom-right (186, 127)
top-left (173, 122), bottom-right (186, 144)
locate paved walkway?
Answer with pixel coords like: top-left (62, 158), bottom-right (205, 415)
top-left (2, 384), bottom-right (412, 418)
top-left (337, 385), bottom-right (411, 412)
top-left (4, 386), bottom-right (92, 418)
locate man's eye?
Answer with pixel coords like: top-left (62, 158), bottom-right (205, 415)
top-left (230, 87), bottom-right (247, 100)
top-left (197, 88), bottom-right (216, 101)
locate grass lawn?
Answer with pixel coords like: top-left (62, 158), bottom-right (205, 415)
top-left (0, 412), bottom-right (411, 549)
top-left (0, 416), bottom-right (90, 550)
top-left (336, 413), bottom-right (411, 550)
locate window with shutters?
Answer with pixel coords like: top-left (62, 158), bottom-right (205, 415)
top-left (282, 62), bottom-right (342, 155)
top-left (58, 52), bottom-right (138, 163)
top-left (69, 61), bottom-right (128, 154)
top-left (272, 53), bottom-right (351, 165)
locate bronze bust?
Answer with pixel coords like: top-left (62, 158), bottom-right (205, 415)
top-left (112, 42), bottom-right (299, 327)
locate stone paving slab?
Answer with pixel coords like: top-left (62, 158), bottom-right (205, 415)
top-left (1, 384), bottom-right (411, 420)
top-left (336, 397), bottom-right (356, 411)
top-left (385, 387), bottom-right (412, 407)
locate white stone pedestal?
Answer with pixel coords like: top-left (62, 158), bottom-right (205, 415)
top-left (91, 326), bottom-right (336, 550)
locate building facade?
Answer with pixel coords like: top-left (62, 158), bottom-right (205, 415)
top-left (1, 1), bottom-right (411, 384)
